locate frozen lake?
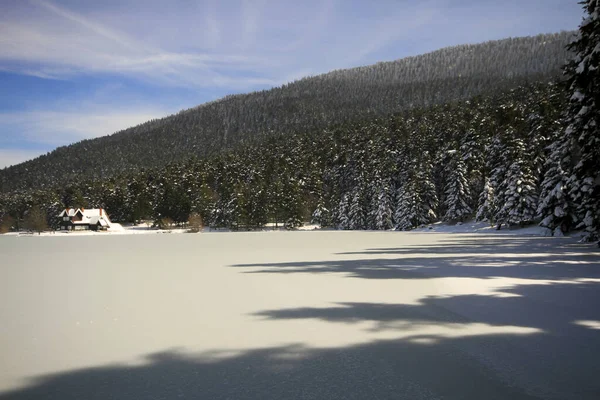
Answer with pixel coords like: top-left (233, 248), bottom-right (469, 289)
top-left (1, 231), bottom-right (600, 399)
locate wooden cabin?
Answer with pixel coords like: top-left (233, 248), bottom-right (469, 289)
top-left (58, 208), bottom-right (112, 231)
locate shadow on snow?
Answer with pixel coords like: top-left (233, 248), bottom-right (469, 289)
top-left (2, 235), bottom-right (600, 400)
top-left (231, 235), bottom-right (600, 281)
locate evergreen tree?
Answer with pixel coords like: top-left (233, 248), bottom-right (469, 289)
top-left (564, 0), bottom-right (600, 243)
top-left (476, 178), bottom-right (495, 223)
top-left (194, 183), bottom-right (217, 226)
top-left (394, 184), bottom-right (414, 231)
top-left (417, 157), bottom-right (439, 226)
top-left (497, 138), bottom-right (538, 227)
top-left (126, 178), bottom-right (152, 223)
top-left (460, 128), bottom-right (486, 209)
top-left (486, 135), bottom-right (509, 228)
top-left (443, 155), bottom-right (472, 222)
top-left (500, 159), bottom-right (538, 226)
top-left (537, 135), bottom-right (574, 235)
top-left (155, 184), bottom-right (192, 224)
top-left (348, 186), bottom-right (367, 230)
top-left (281, 178), bottom-right (304, 229)
top-left (372, 181), bottom-right (394, 230)
top-left (337, 193), bottom-right (351, 230)
top-left (394, 159), bottom-right (438, 230)
top-left (211, 197), bottom-right (232, 229)
top-left (311, 199), bottom-right (331, 228)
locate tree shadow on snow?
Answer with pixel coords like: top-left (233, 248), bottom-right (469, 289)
top-left (245, 282), bottom-right (600, 399)
top-left (3, 282), bottom-right (600, 399)
top-left (0, 335), bottom-right (580, 400)
top-left (231, 235), bottom-right (600, 281)
top-left (2, 235), bottom-right (600, 400)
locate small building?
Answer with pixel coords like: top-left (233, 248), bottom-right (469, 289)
top-left (58, 208), bottom-right (112, 231)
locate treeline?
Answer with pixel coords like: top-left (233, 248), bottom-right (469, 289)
top-left (0, 82), bottom-right (569, 233)
top-left (0, 32), bottom-right (573, 193)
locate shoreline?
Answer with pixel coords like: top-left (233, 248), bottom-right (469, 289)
top-left (0, 220), bottom-right (586, 239)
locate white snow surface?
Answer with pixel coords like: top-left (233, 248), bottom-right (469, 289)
top-left (413, 220), bottom-right (552, 236)
top-left (1, 231), bottom-right (599, 399)
top-left (4, 222), bottom-right (322, 237)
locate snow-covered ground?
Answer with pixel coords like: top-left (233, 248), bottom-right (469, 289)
top-left (2, 221), bottom-right (323, 237)
top-left (1, 231), bottom-right (599, 399)
top-left (2, 222), bottom-right (188, 236)
top-left (413, 220), bottom-right (569, 236)
top-left (0, 219), bottom-right (572, 238)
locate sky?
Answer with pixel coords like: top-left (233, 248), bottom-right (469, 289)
top-left (0, 0), bottom-right (584, 168)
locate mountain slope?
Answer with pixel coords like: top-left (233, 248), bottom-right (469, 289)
top-left (0, 31), bottom-right (573, 193)
top-left (0, 81), bottom-right (567, 232)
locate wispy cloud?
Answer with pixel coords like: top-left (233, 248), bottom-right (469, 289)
top-left (0, 0), bottom-right (276, 88)
top-left (33, 0), bottom-right (139, 51)
top-left (203, 1), bottom-right (222, 49)
top-left (239, 0), bottom-right (266, 49)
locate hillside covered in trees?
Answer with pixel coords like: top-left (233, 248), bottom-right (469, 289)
top-left (0, 32), bottom-right (573, 193)
top-left (0, 82), bottom-right (572, 232)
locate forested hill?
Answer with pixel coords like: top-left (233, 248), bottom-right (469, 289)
top-left (0, 31), bottom-right (573, 193)
top-left (0, 82), bottom-right (572, 234)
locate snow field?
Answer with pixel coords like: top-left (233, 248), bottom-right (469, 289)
top-left (0, 231), bottom-right (599, 399)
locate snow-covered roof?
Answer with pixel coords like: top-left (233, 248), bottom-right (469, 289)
top-left (58, 208), bottom-right (112, 226)
top-left (59, 208), bottom-right (78, 217)
top-left (87, 216), bottom-right (103, 225)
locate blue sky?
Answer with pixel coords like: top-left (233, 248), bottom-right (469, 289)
top-left (0, 0), bottom-right (584, 168)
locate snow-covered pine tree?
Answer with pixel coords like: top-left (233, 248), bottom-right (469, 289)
top-left (365, 176), bottom-right (381, 230)
top-left (336, 193), bottom-right (351, 230)
top-left (495, 137), bottom-right (538, 227)
top-left (311, 199), bottom-right (331, 228)
top-left (500, 156), bottom-right (538, 227)
top-left (280, 178), bottom-right (303, 229)
top-left (475, 178), bottom-right (495, 223)
top-left (210, 199), bottom-right (227, 229)
top-left (394, 158), bottom-right (438, 230)
top-left (537, 135), bottom-right (574, 235)
top-left (394, 184), bottom-right (414, 230)
top-left (443, 155), bottom-right (472, 222)
top-left (210, 188), bottom-right (240, 229)
top-left (432, 146), bottom-right (456, 220)
top-left (417, 157), bottom-right (439, 225)
top-left (485, 134), bottom-right (509, 228)
top-left (475, 134), bottom-right (503, 225)
top-left (527, 113), bottom-right (551, 185)
top-left (195, 183), bottom-right (217, 226)
top-left (372, 180), bottom-right (394, 230)
top-left (460, 128), bottom-right (486, 210)
top-left (564, 0), bottom-right (600, 244)
top-left (348, 186), bottom-right (367, 230)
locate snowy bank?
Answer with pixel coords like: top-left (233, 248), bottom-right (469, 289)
top-left (413, 220), bottom-right (584, 238)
